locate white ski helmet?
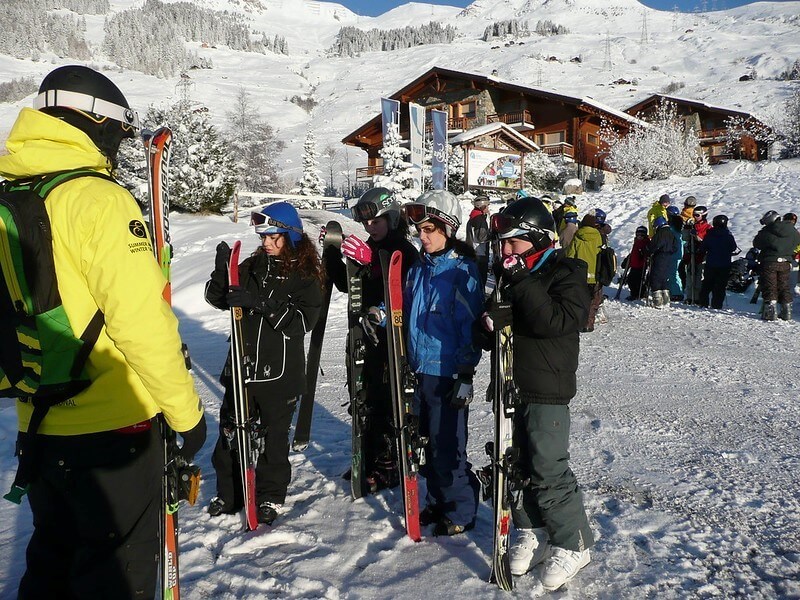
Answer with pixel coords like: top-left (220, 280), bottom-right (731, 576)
top-left (405, 189), bottom-right (462, 237)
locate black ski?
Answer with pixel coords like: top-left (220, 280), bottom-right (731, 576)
top-left (487, 285), bottom-right (517, 591)
top-left (346, 257), bottom-right (368, 499)
top-left (293, 221), bottom-right (343, 452)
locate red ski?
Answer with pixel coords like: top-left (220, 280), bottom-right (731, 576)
top-left (227, 240), bottom-right (259, 531)
top-left (380, 249), bottom-right (422, 542)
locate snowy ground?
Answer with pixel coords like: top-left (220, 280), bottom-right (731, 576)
top-left (1, 160), bottom-right (800, 599)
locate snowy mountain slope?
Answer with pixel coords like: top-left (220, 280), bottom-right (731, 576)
top-left (0, 160), bottom-right (799, 599)
top-left (1, 0), bottom-right (799, 181)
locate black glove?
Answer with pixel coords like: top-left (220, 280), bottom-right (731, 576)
top-left (177, 415), bottom-right (207, 463)
top-left (502, 254), bottom-right (529, 285)
top-left (215, 241), bottom-right (231, 273)
top-left (482, 301), bottom-right (512, 332)
top-left (226, 288), bottom-right (257, 309)
top-left (451, 369), bottom-right (474, 408)
top-left (360, 305), bottom-right (385, 346)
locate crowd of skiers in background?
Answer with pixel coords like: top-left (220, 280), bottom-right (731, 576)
top-left (621, 194), bottom-right (800, 321)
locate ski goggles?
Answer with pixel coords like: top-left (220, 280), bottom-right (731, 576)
top-left (490, 212), bottom-right (553, 241)
top-left (250, 211), bottom-right (303, 236)
top-left (405, 203), bottom-right (459, 232)
top-left (351, 200), bottom-right (380, 223)
top-left (34, 89), bottom-right (141, 134)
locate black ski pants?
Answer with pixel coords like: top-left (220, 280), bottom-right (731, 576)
top-left (18, 422), bottom-right (161, 600)
top-left (212, 387), bottom-right (297, 506)
top-left (699, 265), bottom-right (731, 309)
top-left (362, 339), bottom-right (397, 472)
top-left (759, 261), bottom-right (792, 304)
top-left (626, 267), bottom-right (646, 299)
top-left (511, 404), bottom-right (594, 553)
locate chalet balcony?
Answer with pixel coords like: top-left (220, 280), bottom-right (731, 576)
top-left (355, 165), bottom-right (382, 181)
top-left (541, 142), bottom-right (574, 159)
top-left (699, 128), bottom-right (728, 142)
top-left (425, 116), bottom-right (477, 134)
top-left (486, 110), bottom-right (534, 131)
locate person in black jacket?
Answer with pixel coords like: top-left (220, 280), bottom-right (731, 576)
top-left (698, 215), bottom-right (738, 309)
top-left (479, 196), bottom-right (594, 592)
top-left (753, 210), bottom-right (800, 320)
top-left (466, 195), bottom-right (491, 288)
top-left (323, 187), bottom-right (419, 493)
top-left (205, 202), bottom-right (323, 526)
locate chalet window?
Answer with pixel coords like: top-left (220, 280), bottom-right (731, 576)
top-left (534, 132), bottom-right (566, 146)
top-left (456, 101), bottom-right (477, 118)
top-left (587, 133), bottom-right (599, 146)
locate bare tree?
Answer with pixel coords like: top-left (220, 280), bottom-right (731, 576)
top-left (341, 147), bottom-right (354, 197)
top-left (322, 144), bottom-right (340, 195)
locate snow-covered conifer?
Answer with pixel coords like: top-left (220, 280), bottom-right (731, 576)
top-left (372, 122), bottom-right (417, 202)
top-left (292, 130), bottom-right (325, 197)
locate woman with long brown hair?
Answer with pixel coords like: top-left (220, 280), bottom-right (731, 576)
top-left (204, 202), bottom-right (322, 526)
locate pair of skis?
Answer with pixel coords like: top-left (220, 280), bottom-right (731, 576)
top-left (143, 127), bottom-right (198, 600)
top-left (485, 283), bottom-right (518, 591)
top-left (342, 243), bottom-right (422, 541)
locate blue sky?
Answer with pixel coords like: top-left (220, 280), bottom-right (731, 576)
top-left (340, 0), bottom-right (780, 17)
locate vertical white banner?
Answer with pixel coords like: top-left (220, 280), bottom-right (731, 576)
top-left (409, 103), bottom-right (425, 193)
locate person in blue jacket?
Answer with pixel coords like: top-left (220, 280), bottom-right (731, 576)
top-left (403, 189), bottom-right (484, 536)
top-left (666, 207), bottom-right (684, 301)
top-left (698, 215), bottom-right (739, 309)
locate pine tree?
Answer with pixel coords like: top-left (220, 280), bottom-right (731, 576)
top-left (292, 130), bottom-right (325, 197)
top-left (226, 88), bottom-right (285, 193)
top-left (116, 101), bottom-right (236, 213)
top-left (372, 122), bottom-right (417, 202)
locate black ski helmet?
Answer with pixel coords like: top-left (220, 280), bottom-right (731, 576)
top-left (760, 210), bottom-right (780, 226)
top-left (693, 206), bottom-right (708, 220)
top-left (783, 212), bottom-right (798, 225)
top-left (635, 225), bottom-right (648, 237)
top-left (491, 196), bottom-right (556, 251)
top-left (34, 65), bottom-right (139, 162)
top-left (712, 214), bottom-right (729, 228)
top-left (351, 187), bottom-right (401, 229)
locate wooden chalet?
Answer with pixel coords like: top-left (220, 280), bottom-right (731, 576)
top-left (341, 66), bottom-right (642, 189)
top-left (624, 94), bottom-right (770, 164)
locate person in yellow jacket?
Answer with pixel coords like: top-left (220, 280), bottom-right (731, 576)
top-left (564, 210), bottom-right (607, 332)
top-left (647, 194), bottom-right (671, 236)
top-left (0, 65), bottom-right (206, 599)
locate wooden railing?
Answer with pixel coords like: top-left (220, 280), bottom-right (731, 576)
top-left (425, 116), bottom-right (476, 134)
top-left (699, 128), bottom-right (727, 141)
top-left (355, 165), bottom-right (382, 181)
top-left (541, 142), bottom-right (574, 158)
top-left (486, 110), bottom-right (534, 127)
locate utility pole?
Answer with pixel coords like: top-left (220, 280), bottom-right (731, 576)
top-left (640, 10), bottom-right (649, 47)
top-left (603, 31), bottom-right (612, 71)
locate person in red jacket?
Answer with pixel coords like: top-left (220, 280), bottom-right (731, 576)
top-left (625, 226), bottom-right (650, 300)
top-left (682, 205), bottom-right (711, 304)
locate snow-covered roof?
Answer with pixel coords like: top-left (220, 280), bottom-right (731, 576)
top-left (449, 122), bottom-right (540, 151)
top-left (580, 96), bottom-right (650, 128)
top-left (625, 93), bottom-right (758, 120)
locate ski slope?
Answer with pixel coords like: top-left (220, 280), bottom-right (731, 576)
top-left (1, 160), bottom-right (799, 598)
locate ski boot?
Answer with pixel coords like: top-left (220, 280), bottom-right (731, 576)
top-left (208, 497), bottom-right (238, 517)
top-left (257, 501), bottom-right (281, 525)
top-left (762, 300), bottom-right (777, 321)
top-left (432, 516), bottom-right (475, 537)
top-left (779, 303), bottom-right (792, 321)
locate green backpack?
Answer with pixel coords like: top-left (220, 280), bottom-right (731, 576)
top-left (0, 170), bottom-right (112, 401)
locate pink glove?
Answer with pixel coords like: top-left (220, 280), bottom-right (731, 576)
top-left (342, 235), bottom-right (372, 265)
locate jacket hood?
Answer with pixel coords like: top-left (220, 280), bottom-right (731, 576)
top-left (0, 107), bottom-right (111, 179)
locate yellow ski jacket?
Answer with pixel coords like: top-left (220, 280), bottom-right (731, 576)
top-left (0, 108), bottom-right (203, 435)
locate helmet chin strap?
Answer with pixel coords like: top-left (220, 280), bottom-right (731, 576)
top-left (519, 243), bottom-right (554, 270)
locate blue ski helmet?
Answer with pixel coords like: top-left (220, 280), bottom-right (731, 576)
top-left (251, 202), bottom-right (303, 245)
top-left (653, 216), bottom-right (668, 229)
top-left (666, 205), bottom-right (680, 216)
top-left (594, 208), bottom-right (607, 225)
